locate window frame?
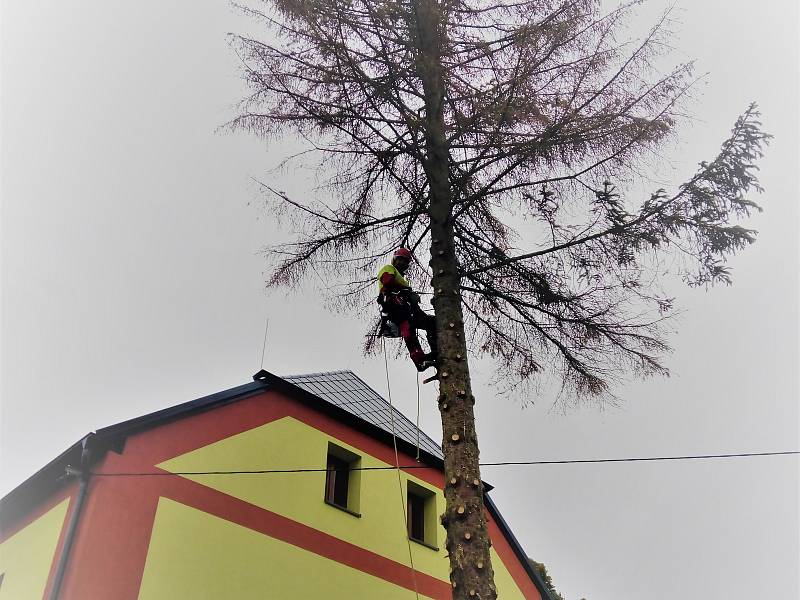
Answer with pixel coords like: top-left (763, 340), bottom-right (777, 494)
top-left (324, 453), bottom-right (350, 508)
top-left (406, 480), bottom-right (439, 550)
top-left (323, 443), bottom-right (362, 517)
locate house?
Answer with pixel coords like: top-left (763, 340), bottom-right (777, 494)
top-left (0, 370), bottom-right (555, 599)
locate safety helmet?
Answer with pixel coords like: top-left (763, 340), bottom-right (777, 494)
top-left (393, 247), bottom-right (413, 260)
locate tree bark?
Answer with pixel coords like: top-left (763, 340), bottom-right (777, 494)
top-left (412, 1), bottom-right (498, 598)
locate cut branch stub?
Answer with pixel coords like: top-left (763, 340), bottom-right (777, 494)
top-left (451, 433), bottom-right (460, 443)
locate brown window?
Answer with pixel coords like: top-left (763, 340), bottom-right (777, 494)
top-left (323, 443), bottom-right (361, 514)
top-left (407, 481), bottom-right (437, 548)
top-left (325, 453), bottom-right (350, 508)
top-left (407, 491), bottom-right (426, 541)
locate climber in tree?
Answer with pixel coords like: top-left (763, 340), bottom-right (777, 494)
top-left (377, 248), bottom-right (438, 372)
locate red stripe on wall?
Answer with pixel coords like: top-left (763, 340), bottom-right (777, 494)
top-left (97, 391), bottom-right (445, 491)
top-left (160, 473), bottom-right (452, 599)
top-left (486, 510), bottom-right (542, 599)
top-left (55, 388), bottom-right (540, 598)
top-left (57, 473), bottom-right (161, 600)
top-left (57, 392), bottom-right (450, 599)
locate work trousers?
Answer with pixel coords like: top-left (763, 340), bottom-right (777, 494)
top-left (385, 302), bottom-right (437, 367)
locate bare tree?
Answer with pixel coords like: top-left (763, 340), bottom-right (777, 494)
top-left (229, 0), bottom-right (768, 597)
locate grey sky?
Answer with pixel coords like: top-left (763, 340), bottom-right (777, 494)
top-left (2, 1), bottom-right (798, 599)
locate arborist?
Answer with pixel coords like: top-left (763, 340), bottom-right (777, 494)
top-left (377, 248), bottom-right (438, 372)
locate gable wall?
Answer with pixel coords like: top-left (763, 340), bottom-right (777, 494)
top-left (3, 387), bottom-right (542, 599)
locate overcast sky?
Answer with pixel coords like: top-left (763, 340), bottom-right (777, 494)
top-left (2, 1), bottom-right (798, 599)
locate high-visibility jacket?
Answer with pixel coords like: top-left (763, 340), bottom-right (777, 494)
top-left (377, 264), bottom-right (411, 295)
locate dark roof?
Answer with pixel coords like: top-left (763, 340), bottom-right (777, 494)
top-left (1, 370), bottom-right (445, 520)
top-left (284, 370), bottom-right (443, 459)
top-left (0, 368), bottom-right (555, 599)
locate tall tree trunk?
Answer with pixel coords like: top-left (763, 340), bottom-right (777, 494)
top-left (412, 1), bottom-right (498, 597)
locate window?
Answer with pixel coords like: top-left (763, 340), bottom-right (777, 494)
top-left (408, 492), bottom-right (426, 541)
top-left (407, 481), bottom-right (437, 549)
top-left (325, 454), bottom-right (350, 508)
top-left (324, 443), bottom-right (361, 515)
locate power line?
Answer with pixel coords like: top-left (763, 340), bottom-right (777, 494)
top-left (88, 450), bottom-right (799, 477)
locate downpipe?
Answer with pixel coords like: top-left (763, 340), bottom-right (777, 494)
top-left (49, 435), bottom-right (93, 600)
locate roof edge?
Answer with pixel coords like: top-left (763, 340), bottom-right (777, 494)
top-left (93, 379), bottom-right (272, 449)
top-left (1, 380), bottom-right (274, 517)
top-left (0, 437), bottom-right (86, 528)
top-left (254, 370), bottom-right (447, 472)
top-left (2, 370), bottom-right (450, 515)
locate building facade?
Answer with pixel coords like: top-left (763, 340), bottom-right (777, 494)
top-left (1, 370), bottom-right (553, 599)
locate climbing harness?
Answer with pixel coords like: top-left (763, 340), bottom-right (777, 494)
top-left (376, 291), bottom-right (403, 338)
top-left (378, 312), bottom-right (402, 338)
top-left (377, 270), bottom-right (439, 384)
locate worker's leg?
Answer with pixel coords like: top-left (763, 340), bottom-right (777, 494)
top-left (398, 320), bottom-right (426, 366)
top-left (387, 304), bottom-right (426, 368)
top-left (411, 306), bottom-right (437, 357)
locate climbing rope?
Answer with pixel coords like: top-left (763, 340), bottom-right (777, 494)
top-left (415, 374), bottom-right (421, 461)
top-left (382, 338), bottom-right (421, 600)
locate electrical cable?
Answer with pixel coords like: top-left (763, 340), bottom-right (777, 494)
top-left (88, 451), bottom-right (799, 477)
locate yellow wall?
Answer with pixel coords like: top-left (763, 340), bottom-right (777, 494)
top-left (491, 546), bottom-right (527, 599)
top-left (139, 497), bottom-right (436, 599)
top-left (157, 416), bottom-right (528, 598)
top-left (0, 499), bottom-right (69, 600)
